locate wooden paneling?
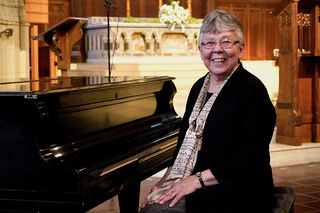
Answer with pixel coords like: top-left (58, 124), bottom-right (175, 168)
top-left (71, 0), bottom-right (127, 18)
top-left (144, 1), bottom-right (159, 18)
top-left (249, 8), bottom-right (264, 60)
top-left (190, 0), bottom-right (206, 18)
top-left (216, 1), bottom-right (281, 60)
top-left (139, 0), bottom-right (146, 17)
top-left (233, 7), bottom-right (249, 60)
top-left (66, 0), bottom-right (215, 20)
top-left (26, 0), bottom-right (49, 24)
top-left (316, 6), bottom-right (320, 55)
top-left (298, 59), bottom-right (313, 124)
top-left (39, 46), bottom-right (50, 77)
top-left (48, 0), bottom-right (70, 28)
top-left (265, 8), bottom-right (279, 59)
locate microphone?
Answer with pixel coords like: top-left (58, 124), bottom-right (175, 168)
top-left (104, 0), bottom-right (118, 9)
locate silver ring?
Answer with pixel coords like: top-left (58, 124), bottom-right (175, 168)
top-left (172, 192), bottom-right (175, 196)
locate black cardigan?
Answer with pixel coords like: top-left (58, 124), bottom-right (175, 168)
top-left (173, 63), bottom-right (276, 213)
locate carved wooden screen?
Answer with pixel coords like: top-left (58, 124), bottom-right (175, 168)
top-left (298, 12), bottom-right (312, 55)
top-left (275, 1), bottom-right (300, 146)
top-left (273, 0), bottom-right (320, 146)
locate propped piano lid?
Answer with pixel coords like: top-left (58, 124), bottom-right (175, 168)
top-left (0, 76), bottom-right (175, 96)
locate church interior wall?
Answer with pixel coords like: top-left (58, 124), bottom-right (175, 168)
top-left (0, 0), bottom-right (29, 83)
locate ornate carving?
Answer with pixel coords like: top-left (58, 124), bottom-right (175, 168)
top-left (271, 0), bottom-right (299, 16)
top-left (297, 12), bottom-right (310, 27)
top-left (85, 18), bottom-right (201, 61)
top-left (281, 11), bottom-right (291, 26)
top-left (0, 28), bottom-right (13, 37)
top-left (280, 11), bottom-right (291, 53)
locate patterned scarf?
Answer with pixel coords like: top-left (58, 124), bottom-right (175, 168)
top-left (147, 68), bottom-right (235, 204)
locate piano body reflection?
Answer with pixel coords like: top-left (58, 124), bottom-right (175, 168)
top-left (0, 76), bottom-right (181, 213)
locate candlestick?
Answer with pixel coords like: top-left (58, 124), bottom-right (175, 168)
top-left (126, 0), bottom-right (131, 17)
top-left (187, 0), bottom-right (192, 17)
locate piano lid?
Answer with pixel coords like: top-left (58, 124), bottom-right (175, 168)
top-left (0, 76), bottom-right (175, 96)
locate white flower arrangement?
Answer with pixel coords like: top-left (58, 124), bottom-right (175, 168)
top-left (159, 1), bottom-right (189, 32)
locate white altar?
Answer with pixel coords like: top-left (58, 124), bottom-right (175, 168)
top-left (84, 17), bottom-right (201, 63)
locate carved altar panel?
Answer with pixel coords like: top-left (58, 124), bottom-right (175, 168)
top-left (131, 33), bottom-right (146, 55)
top-left (161, 33), bottom-right (188, 56)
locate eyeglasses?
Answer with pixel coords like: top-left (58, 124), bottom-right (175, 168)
top-left (201, 38), bottom-right (239, 49)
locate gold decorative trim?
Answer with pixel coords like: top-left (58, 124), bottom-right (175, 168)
top-left (100, 157), bottom-right (139, 177)
top-left (99, 135), bottom-right (178, 177)
top-left (138, 144), bottom-right (176, 164)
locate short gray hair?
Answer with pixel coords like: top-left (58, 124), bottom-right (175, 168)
top-left (198, 9), bottom-right (244, 48)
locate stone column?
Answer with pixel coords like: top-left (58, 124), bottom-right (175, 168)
top-left (154, 30), bottom-right (164, 56)
top-left (123, 30), bottom-right (133, 56)
top-left (30, 25), bottom-right (39, 80)
top-left (18, 0), bottom-right (29, 80)
top-left (185, 31), bottom-right (196, 55)
top-left (143, 31), bottom-right (153, 56)
top-left (0, 0), bottom-right (29, 82)
top-left (115, 32), bottom-right (124, 56)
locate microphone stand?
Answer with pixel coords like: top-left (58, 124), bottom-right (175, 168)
top-left (104, 0), bottom-right (112, 82)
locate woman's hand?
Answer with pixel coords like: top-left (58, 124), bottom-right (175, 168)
top-left (155, 175), bottom-right (201, 207)
top-left (140, 183), bottom-right (161, 209)
top-left (155, 169), bottom-right (219, 207)
top-left (140, 167), bottom-right (173, 209)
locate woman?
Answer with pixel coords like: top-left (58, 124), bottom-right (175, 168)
top-left (140, 9), bottom-right (276, 213)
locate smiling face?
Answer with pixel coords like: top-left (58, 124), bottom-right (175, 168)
top-left (199, 31), bottom-right (245, 81)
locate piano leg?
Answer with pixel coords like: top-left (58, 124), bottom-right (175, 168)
top-left (118, 182), bottom-right (141, 213)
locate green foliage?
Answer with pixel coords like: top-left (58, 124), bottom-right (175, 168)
top-left (123, 17), bottom-right (160, 24)
top-left (187, 17), bottom-right (201, 24)
top-left (146, 18), bottom-right (160, 23)
top-left (123, 16), bottom-right (200, 25)
top-left (124, 17), bottom-right (141, 23)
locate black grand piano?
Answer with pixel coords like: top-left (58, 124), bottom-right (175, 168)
top-left (0, 75), bottom-right (181, 212)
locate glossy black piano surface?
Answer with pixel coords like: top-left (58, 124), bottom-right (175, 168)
top-left (0, 76), bottom-right (181, 213)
